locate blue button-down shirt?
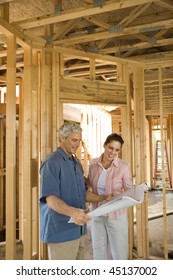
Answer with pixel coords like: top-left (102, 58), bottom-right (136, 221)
top-left (39, 148), bottom-right (87, 243)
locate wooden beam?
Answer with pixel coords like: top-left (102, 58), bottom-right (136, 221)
top-left (0, 2), bottom-right (9, 21)
top-left (120, 3), bottom-right (151, 27)
top-left (158, 66), bottom-right (168, 259)
top-left (0, 120), bottom-right (5, 231)
top-left (53, 18), bottom-right (173, 46)
top-left (65, 66), bottom-right (116, 78)
top-left (0, 17), bottom-right (29, 47)
top-left (130, 51), bottom-right (173, 65)
top-left (168, 115), bottom-right (173, 187)
top-left (56, 53), bottom-right (63, 141)
top-left (60, 77), bottom-right (126, 104)
top-left (145, 108), bottom-right (173, 115)
top-left (155, 0), bottom-right (173, 11)
top-left (18, 79), bottom-right (23, 242)
top-left (22, 46), bottom-right (32, 260)
top-left (53, 18), bottom-right (81, 40)
top-left (99, 38), bottom-right (173, 55)
top-left (54, 46), bottom-right (142, 65)
top-left (0, 103), bottom-right (19, 114)
top-left (85, 15), bottom-right (110, 30)
top-left (133, 66), bottom-right (148, 258)
top-left (5, 34), bottom-right (16, 260)
top-left (64, 61), bottom-right (114, 71)
top-left (52, 51), bottom-right (57, 150)
top-left (0, 17), bottom-right (46, 48)
top-left (30, 51), bottom-right (39, 259)
top-left (13, 0), bottom-right (153, 29)
top-left (0, 0), bottom-right (14, 3)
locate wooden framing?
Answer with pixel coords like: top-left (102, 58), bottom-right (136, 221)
top-left (120, 64), bottom-right (134, 260)
top-left (0, 1), bottom-right (173, 261)
top-left (158, 66), bottom-right (168, 259)
top-left (1, 45), bottom-right (172, 260)
top-left (5, 34), bottom-right (16, 260)
top-left (22, 46), bottom-right (32, 260)
top-left (59, 77), bottom-right (126, 104)
top-left (0, 119), bottom-right (5, 233)
top-left (133, 66), bottom-right (149, 259)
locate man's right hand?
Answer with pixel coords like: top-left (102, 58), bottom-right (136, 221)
top-left (71, 208), bottom-right (91, 226)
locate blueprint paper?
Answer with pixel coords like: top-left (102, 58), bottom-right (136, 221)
top-left (68, 183), bottom-right (148, 223)
top-left (89, 183), bottom-right (148, 218)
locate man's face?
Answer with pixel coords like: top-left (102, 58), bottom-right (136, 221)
top-left (60, 132), bottom-right (82, 157)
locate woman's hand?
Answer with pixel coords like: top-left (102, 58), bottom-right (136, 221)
top-left (86, 190), bottom-right (113, 203)
top-left (103, 193), bottom-right (113, 201)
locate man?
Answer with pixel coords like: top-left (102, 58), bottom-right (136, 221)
top-left (40, 122), bottom-right (110, 260)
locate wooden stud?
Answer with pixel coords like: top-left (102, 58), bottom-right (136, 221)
top-left (31, 50), bottom-right (39, 259)
top-left (52, 51), bottom-right (57, 151)
top-left (18, 79), bottom-right (23, 242)
top-left (121, 64), bottom-right (134, 259)
top-left (5, 34), bottom-right (16, 259)
top-left (0, 118), bottom-right (5, 231)
top-left (147, 116), bottom-right (153, 188)
top-left (133, 66), bottom-right (148, 258)
top-left (22, 46), bottom-right (32, 260)
top-left (0, 2), bottom-right (9, 21)
top-left (32, 186), bottom-right (38, 259)
top-left (158, 66), bottom-right (168, 259)
top-left (168, 115), bottom-right (173, 187)
top-left (39, 50), bottom-right (49, 260)
top-left (56, 53), bottom-right (63, 145)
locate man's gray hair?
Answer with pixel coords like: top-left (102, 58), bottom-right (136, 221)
top-left (58, 122), bottom-right (82, 139)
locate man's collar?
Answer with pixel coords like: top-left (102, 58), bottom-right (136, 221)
top-left (57, 147), bottom-right (77, 162)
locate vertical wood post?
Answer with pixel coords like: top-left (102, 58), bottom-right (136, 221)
top-left (133, 66), bottom-right (149, 259)
top-left (117, 63), bottom-right (134, 259)
top-left (168, 115), bottom-right (173, 187)
top-left (31, 50), bottom-right (39, 259)
top-left (57, 53), bottom-right (63, 135)
top-left (52, 50), bottom-right (57, 151)
top-left (158, 66), bottom-right (168, 259)
top-left (23, 46), bottom-right (32, 259)
top-left (18, 79), bottom-right (23, 242)
top-left (0, 118), bottom-right (5, 231)
top-left (5, 34), bottom-right (16, 259)
top-left (148, 116), bottom-right (153, 188)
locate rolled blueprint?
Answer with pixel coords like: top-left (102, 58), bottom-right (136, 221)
top-left (88, 182), bottom-right (148, 218)
top-left (68, 183), bottom-right (149, 223)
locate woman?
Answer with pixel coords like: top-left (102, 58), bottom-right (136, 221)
top-left (87, 133), bottom-right (133, 260)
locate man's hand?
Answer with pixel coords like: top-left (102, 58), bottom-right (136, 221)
top-left (46, 195), bottom-right (91, 225)
top-left (71, 208), bottom-right (91, 226)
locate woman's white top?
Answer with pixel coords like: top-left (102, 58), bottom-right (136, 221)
top-left (97, 168), bottom-right (108, 195)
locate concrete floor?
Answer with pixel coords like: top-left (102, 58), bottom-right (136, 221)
top-left (0, 190), bottom-right (173, 260)
top-left (146, 190), bottom-right (173, 259)
top-left (84, 189), bottom-right (173, 260)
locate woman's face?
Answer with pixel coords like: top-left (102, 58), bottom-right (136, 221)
top-left (103, 140), bottom-right (122, 161)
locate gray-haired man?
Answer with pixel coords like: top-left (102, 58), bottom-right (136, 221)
top-left (40, 122), bottom-right (110, 260)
